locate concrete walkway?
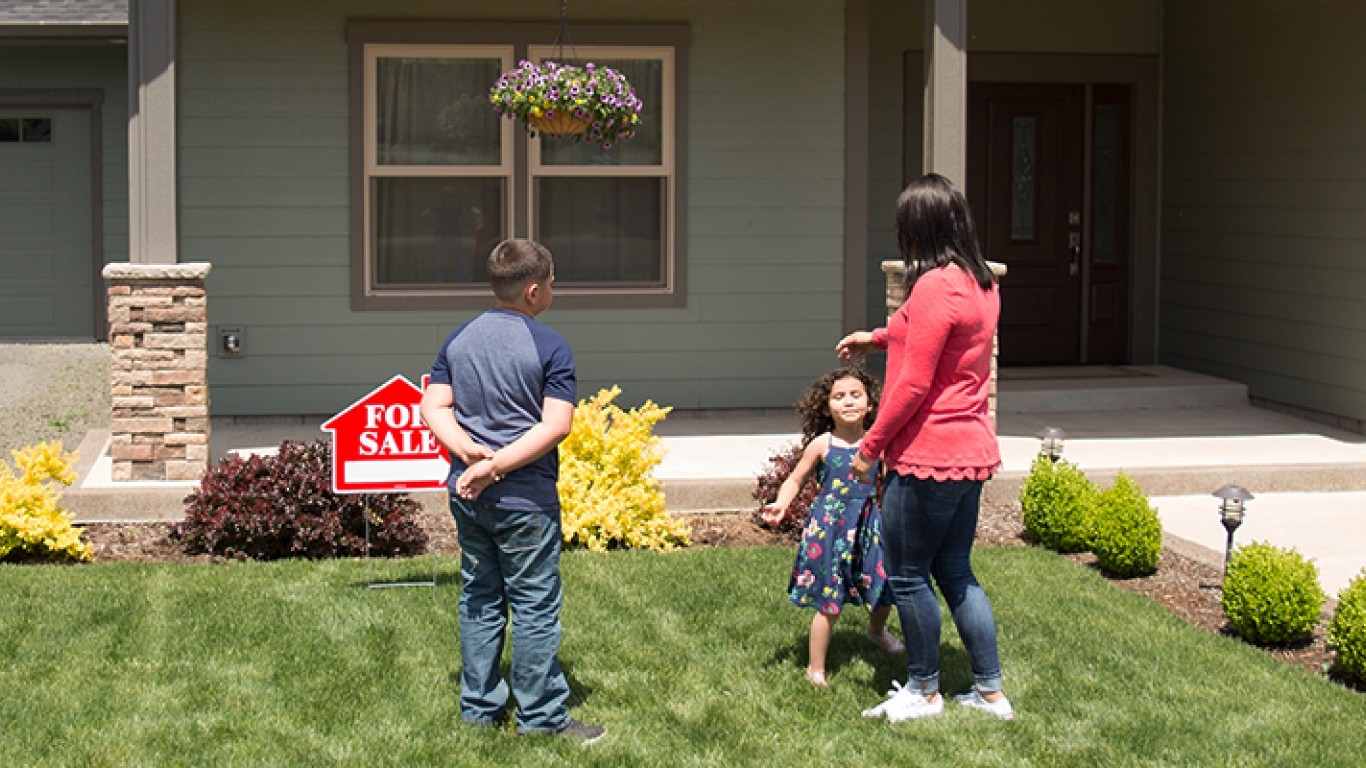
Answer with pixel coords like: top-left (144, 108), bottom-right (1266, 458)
top-left (66, 366), bottom-right (1366, 595)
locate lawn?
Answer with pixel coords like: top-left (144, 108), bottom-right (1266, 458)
top-left (3, 546), bottom-right (1363, 767)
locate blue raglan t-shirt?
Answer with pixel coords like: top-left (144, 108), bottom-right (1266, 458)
top-left (428, 308), bottom-right (576, 512)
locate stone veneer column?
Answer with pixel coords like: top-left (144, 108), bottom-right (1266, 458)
top-left (881, 260), bottom-right (1007, 421)
top-left (101, 263), bottom-right (212, 481)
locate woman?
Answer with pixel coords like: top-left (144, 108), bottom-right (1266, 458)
top-left (838, 173), bottom-right (1013, 722)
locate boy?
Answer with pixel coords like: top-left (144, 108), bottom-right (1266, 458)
top-left (420, 238), bottom-right (603, 744)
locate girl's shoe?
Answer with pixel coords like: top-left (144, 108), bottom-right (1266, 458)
top-left (953, 689), bottom-right (1015, 720)
top-left (805, 669), bottom-right (829, 687)
top-left (866, 627), bottom-right (905, 654)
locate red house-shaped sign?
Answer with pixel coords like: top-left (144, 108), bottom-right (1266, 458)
top-left (320, 375), bottom-right (449, 494)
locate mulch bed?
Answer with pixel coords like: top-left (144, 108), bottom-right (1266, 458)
top-left (76, 501), bottom-right (1359, 692)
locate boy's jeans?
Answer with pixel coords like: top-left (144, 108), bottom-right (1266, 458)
top-left (881, 474), bottom-right (1004, 694)
top-left (450, 496), bottom-right (570, 734)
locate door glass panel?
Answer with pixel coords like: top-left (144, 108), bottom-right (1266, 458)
top-left (375, 57), bottom-right (503, 166)
top-left (1092, 104), bottom-right (1120, 266)
top-left (1010, 116), bottom-right (1037, 240)
top-left (0, 119), bottom-right (17, 142)
top-left (537, 177), bottom-right (663, 283)
top-left (373, 177), bottom-right (505, 285)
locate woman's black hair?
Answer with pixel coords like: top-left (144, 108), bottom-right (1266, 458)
top-left (794, 366), bottom-right (880, 445)
top-left (894, 173), bottom-right (995, 292)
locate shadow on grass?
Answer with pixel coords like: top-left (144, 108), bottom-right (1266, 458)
top-left (764, 619), bottom-right (972, 693)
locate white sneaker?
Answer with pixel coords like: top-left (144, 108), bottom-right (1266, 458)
top-left (953, 689), bottom-right (1015, 720)
top-left (861, 681), bottom-right (944, 722)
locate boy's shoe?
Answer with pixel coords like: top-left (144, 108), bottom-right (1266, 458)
top-left (556, 718), bottom-right (606, 745)
top-left (860, 681), bottom-right (944, 722)
top-left (953, 689), bottom-right (1015, 720)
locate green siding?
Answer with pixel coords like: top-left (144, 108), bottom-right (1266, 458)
top-left (179, 0), bottom-right (848, 415)
top-left (1162, 1), bottom-right (1366, 422)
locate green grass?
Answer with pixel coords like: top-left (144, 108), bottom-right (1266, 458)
top-left (3, 546), bottom-right (1363, 767)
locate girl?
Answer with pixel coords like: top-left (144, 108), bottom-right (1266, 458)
top-left (761, 366), bottom-right (904, 687)
top-left (840, 173), bottom-right (1013, 722)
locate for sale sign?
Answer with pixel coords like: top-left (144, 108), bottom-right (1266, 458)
top-left (320, 375), bottom-right (449, 494)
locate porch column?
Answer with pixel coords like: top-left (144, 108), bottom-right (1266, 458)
top-left (923, 0), bottom-right (968, 185)
top-left (128, 0), bottom-right (177, 264)
top-left (102, 263), bottom-right (211, 482)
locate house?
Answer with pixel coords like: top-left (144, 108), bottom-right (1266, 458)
top-left (4, 1), bottom-right (1364, 438)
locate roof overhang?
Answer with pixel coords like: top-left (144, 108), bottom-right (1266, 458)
top-left (0, 23), bottom-right (126, 40)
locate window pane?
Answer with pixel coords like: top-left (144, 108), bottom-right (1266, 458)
top-left (0, 119), bottom-right (19, 142)
top-left (1010, 115), bottom-right (1037, 241)
top-left (541, 59), bottom-right (663, 166)
top-left (22, 118), bottom-right (52, 143)
top-left (374, 177), bottom-right (505, 285)
top-left (538, 177), bottom-right (663, 283)
top-left (376, 57), bottom-right (503, 166)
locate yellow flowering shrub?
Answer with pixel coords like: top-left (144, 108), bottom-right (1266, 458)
top-left (0, 441), bottom-right (92, 562)
top-left (558, 386), bottom-right (690, 551)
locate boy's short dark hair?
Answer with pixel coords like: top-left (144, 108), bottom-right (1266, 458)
top-left (488, 239), bottom-right (553, 302)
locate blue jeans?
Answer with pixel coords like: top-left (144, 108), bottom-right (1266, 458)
top-left (450, 496), bottom-right (570, 734)
top-left (881, 473), bottom-right (1004, 694)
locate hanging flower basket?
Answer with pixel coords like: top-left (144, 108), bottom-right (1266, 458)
top-left (490, 59), bottom-right (643, 149)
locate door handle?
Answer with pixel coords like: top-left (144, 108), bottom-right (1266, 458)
top-left (1068, 232), bottom-right (1081, 276)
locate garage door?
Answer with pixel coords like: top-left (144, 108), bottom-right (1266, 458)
top-left (0, 108), bottom-right (95, 339)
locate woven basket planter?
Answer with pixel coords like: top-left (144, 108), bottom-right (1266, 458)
top-left (530, 112), bottom-right (590, 137)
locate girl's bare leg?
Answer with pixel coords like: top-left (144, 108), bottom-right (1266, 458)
top-left (806, 612), bottom-right (838, 685)
top-left (866, 605), bottom-right (905, 653)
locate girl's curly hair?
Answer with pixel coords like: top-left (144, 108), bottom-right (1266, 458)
top-left (794, 365), bottom-right (881, 445)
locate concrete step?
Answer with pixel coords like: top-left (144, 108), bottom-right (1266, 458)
top-left (998, 365), bottom-right (1248, 413)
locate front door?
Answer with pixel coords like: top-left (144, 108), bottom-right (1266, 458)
top-left (967, 83), bottom-right (1131, 364)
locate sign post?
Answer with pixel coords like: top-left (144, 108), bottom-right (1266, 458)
top-left (321, 375), bottom-right (450, 588)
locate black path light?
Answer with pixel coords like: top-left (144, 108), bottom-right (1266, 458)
top-left (1213, 484), bottom-right (1254, 576)
top-left (1036, 426), bottom-right (1067, 462)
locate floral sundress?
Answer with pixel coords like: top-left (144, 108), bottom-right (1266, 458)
top-left (786, 436), bottom-right (892, 615)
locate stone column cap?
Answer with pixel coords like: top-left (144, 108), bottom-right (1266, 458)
top-left (103, 262), bottom-right (212, 281)
top-left (880, 259), bottom-right (1008, 278)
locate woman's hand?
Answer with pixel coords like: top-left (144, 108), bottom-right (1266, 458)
top-left (836, 330), bottom-right (878, 361)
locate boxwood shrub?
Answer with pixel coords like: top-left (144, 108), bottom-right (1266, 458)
top-left (1019, 455), bottom-right (1096, 554)
top-left (1089, 472), bottom-right (1162, 577)
top-left (1221, 541), bottom-right (1326, 645)
top-left (1327, 569), bottom-right (1366, 683)
top-left (175, 439), bottom-right (428, 560)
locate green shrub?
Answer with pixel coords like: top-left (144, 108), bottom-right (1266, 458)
top-left (1019, 455), bottom-right (1096, 553)
top-left (175, 439), bottom-right (428, 560)
top-left (1221, 542), bottom-right (1326, 645)
top-left (1327, 568), bottom-right (1366, 683)
top-left (1089, 472), bottom-right (1162, 577)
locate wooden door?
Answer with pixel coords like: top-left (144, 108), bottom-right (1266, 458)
top-left (968, 83), bottom-right (1084, 365)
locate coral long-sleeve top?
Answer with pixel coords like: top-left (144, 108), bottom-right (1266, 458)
top-left (860, 265), bottom-right (1002, 481)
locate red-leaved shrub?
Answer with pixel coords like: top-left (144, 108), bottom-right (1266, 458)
top-left (751, 442), bottom-right (818, 534)
top-left (175, 439), bottom-right (428, 560)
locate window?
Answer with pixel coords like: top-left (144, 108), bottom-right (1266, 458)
top-left (0, 117), bottom-right (52, 143)
top-left (349, 22), bottom-right (688, 310)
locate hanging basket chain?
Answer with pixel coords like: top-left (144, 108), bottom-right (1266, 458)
top-left (487, 0), bottom-right (644, 149)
